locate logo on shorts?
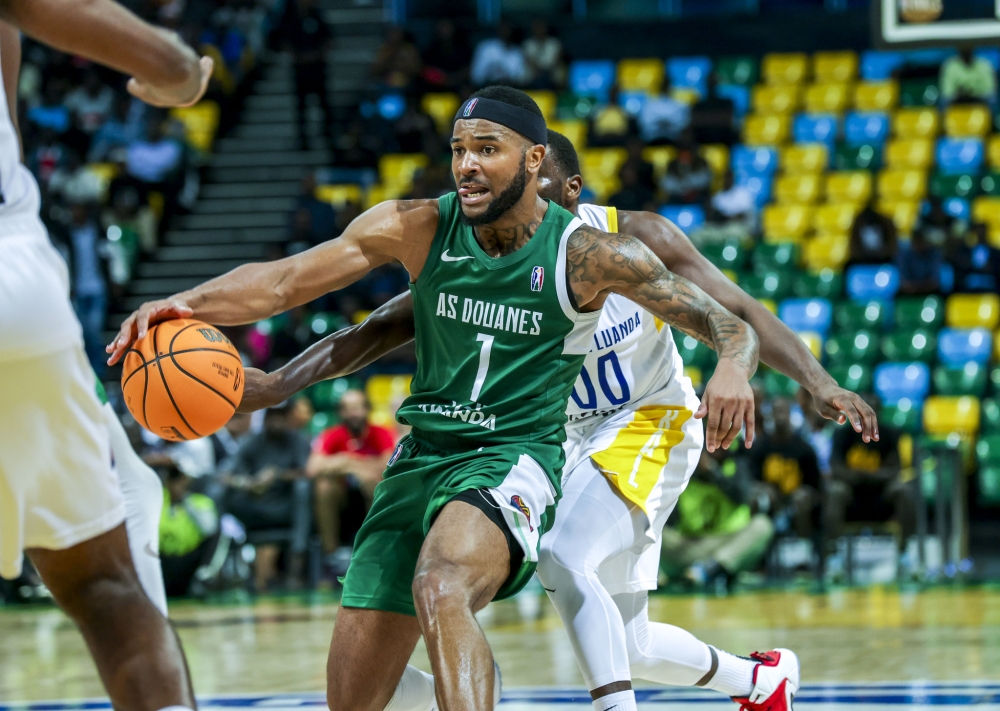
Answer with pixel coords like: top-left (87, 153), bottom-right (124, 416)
top-left (463, 98), bottom-right (478, 117)
top-left (530, 266), bottom-right (544, 292)
top-left (510, 495), bottom-right (533, 531)
top-left (387, 443), bottom-right (403, 466)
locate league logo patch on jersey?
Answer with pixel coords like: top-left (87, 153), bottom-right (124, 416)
top-left (530, 266), bottom-right (544, 292)
top-left (463, 98), bottom-right (478, 117)
top-left (510, 495), bottom-right (533, 531)
top-left (387, 443), bottom-right (403, 467)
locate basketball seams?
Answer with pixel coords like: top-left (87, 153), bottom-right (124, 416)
top-left (153, 322), bottom-right (202, 440)
top-left (167, 320), bottom-right (241, 408)
top-left (168, 353), bottom-right (240, 409)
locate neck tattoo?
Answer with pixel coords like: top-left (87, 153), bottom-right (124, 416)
top-left (474, 220), bottom-right (541, 258)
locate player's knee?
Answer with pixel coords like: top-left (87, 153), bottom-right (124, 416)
top-left (412, 561), bottom-right (472, 619)
top-left (327, 677), bottom-right (381, 711)
top-left (59, 570), bottom-right (146, 624)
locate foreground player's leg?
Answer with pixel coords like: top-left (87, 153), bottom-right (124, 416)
top-left (28, 524), bottom-right (195, 711)
top-left (412, 501), bottom-right (511, 711)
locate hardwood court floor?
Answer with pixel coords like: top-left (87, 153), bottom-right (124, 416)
top-left (1, 587), bottom-right (999, 706)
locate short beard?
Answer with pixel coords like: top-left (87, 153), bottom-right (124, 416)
top-left (460, 153), bottom-right (529, 227)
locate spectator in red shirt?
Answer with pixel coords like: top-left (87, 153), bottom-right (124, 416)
top-left (307, 390), bottom-right (396, 563)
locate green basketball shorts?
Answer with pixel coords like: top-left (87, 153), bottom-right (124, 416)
top-left (340, 431), bottom-right (564, 617)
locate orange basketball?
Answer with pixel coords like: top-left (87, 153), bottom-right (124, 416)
top-left (121, 318), bottom-right (244, 442)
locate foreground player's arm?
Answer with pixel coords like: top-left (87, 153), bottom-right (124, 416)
top-left (238, 292), bottom-right (417, 413)
top-left (0, 0), bottom-right (212, 108)
top-left (0, 22), bottom-right (21, 155)
top-left (567, 225), bottom-right (759, 453)
top-left (622, 211), bottom-right (878, 443)
top-left (108, 200), bottom-right (436, 365)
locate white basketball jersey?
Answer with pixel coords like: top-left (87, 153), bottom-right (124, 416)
top-left (566, 204), bottom-right (683, 421)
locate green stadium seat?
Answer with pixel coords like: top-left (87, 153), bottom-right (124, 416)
top-left (895, 295), bottom-right (944, 330)
top-left (740, 271), bottom-right (792, 301)
top-left (557, 92), bottom-right (599, 120)
top-left (308, 311), bottom-right (348, 338)
top-left (899, 78), bottom-right (940, 107)
top-left (977, 433), bottom-right (1000, 464)
top-left (792, 270), bottom-right (843, 299)
top-left (983, 398), bottom-right (1000, 433)
top-left (701, 240), bottom-right (747, 271)
top-left (674, 330), bottom-right (715, 368)
top-left (834, 143), bottom-right (882, 171)
top-left (930, 172), bottom-right (978, 199)
top-left (978, 466), bottom-right (1000, 505)
top-left (933, 363), bottom-right (988, 396)
top-left (763, 369), bottom-right (799, 398)
top-left (881, 402), bottom-right (922, 432)
top-left (752, 242), bottom-right (800, 273)
top-left (716, 56), bottom-right (758, 86)
top-left (824, 329), bottom-right (880, 367)
top-left (881, 328), bottom-right (937, 362)
top-left (828, 363), bottom-right (873, 392)
top-left (980, 172), bottom-right (1000, 196)
top-left (834, 301), bottom-right (885, 331)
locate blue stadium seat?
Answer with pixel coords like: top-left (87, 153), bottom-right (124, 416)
top-left (938, 327), bottom-right (994, 365)
top-left (731, 146), bottom-right (779, 174)
top-left (975, 47), bottom-right (1000, 72)
top-left (716, 84), bottom-right (750, 119)
top-left (794, 114), bottom-right (838, 147)
top-left (905, 48), bottom-right (955, 66)
top-left (569, 60), bottom-right (616, 101)
top-left (734, 172), bottom-right (773, 207)
top-left (377, 93), bottom-right (406, 120)
top-left (618, 91), bottom-right (647, 116)
top-left (779, 298), bottom-right (833, 335)
top-left (844, 112), bottom-right (890, 147)
top-left (875, 362), bottom-right (931, 405)
top-left (943, 197), bottom-right (971, 221)
top-left (937, 138), bottom-right (985, 175)
top-left (658, 205), bottom-right (705, 231)
top-left (860, 51), bottom-right (904, 81)
top-left (846, 264), bottom-right (900, 302)
top-left (668, 56), bottom-right (713, 96)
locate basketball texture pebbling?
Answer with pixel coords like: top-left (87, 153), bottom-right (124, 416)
top-left (121, 319), bottom-right (244, 442)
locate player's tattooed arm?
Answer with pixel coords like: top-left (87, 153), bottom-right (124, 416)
top-left (238, 292), bottom-right (416, 412)
top-left (566, 225), bottom-right (759, 452)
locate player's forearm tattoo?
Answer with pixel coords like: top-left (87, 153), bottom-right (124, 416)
top-left (566, 225), bottom-right (759, 375)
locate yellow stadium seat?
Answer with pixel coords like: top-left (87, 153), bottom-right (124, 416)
top-left (893, 107), bottom-right (939, 139)
top-left (759, 299), bottom-right (778, 315)
top-left (87, 162), bottom-right (120, 184)
top-left (813, 51), bottom-right (858, 83)
top-left (854, 81), bottom-right (899, 112)
top-left (752, 85), bottom-right (802, 114)
top-left (421, 93), bottom-right (461, 134)
top-left (366, 374), bottom-right (412, 408)
top-left (617, 58), bottom-right (664, 94)
top-left (379, 154), bottom-right (429, 190)
top-left (352, 310), bottom-right (372, 324)
top-left (877, 199), bottom-right (920, 233)
top-left (989, 225), bottom-right (1000, 249)
top-left (170, 101), bottom-right (220, 152)
top-left (684, 366), bottom-right (703, 388)
top-left (995, 329), bottom-right (1000, 362)
top-left (775, 174), bottom-right (824, 204)
top-left (581, 148), bottom-right (628, 180)
top-left (804, 83), bottom-right (852, 114)
top-left (315, 184), bottom-right (362, 206)
top-left (584, 175), bottom-right (620, 204)
top-left (364, 183), bottom-right (404, 209)
top-left (762, 204), bottom-right (812, 241)
top-left (762, 53), bottom-right (809, 84)
top-left (884, 138), bottom-right (934, 169)
top-left (825, 171), bottom-right (872, 204)
top-left (550, 119), bottom-right (587, 151)
top-left (671, 88), bottom-right (701, 105)
top-left (642, 146), bottom-right (677, 181)
top-left (803, 233), bottom-right (850, 271)
top-left (701, 144), bottom-right (730, 178)
top-left (525, 90), bottom-right (557, 122)
top-left (798, 331), bottom-right (823, 359)
top-left (743, 114), bottom-right (791, 146)
top-left (972, 196), bottom-right (1000, 225)
top-left (923, 396), bottom-right (981, 436)
top-left (877, 169), bottom-right (927, 201)
top-left (944, 104), bottom-right (991, 138)
top-left (989, 135), bottom-right (1000, 169)
top-left (812, 202), bottom-right (859, 234)
top-left (946, 293), bottom-right (1000, 329)
top-left (781, 143), bottom-right (829, 174)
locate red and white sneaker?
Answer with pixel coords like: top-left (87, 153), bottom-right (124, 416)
top-left (732, 649), bottom-right (799, 711)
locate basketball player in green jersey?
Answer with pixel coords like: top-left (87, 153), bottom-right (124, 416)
top-left (108, 86), bottom-right (760, 711)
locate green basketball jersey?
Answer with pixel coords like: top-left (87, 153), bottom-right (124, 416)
top-left (396, 193), bottom-right (600, 448)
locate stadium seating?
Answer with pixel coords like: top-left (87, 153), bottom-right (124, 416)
top-left (885, 138), bottom-right (934, 170)
top-left (825, 330), bottom-right (879, 367)
top-left (617, 58), bottom-right (664, 93)
top-left (846, 265), bottom-right (900, 302)
top-left (875, 362), bottom-right (931, 405)
top-left (946, 293), bottom-right (1000, 329)
top-left (762, 53), bottom-right (809, 85)
top-left (860, 51), bottom-right (904, 81)
top-left (944, 105), bottom-right (991, 139)
top-left (844, 112), bottom-right (891, 146)
top-left (716, 55), bottom-right (758, 86)
top-left (782, 144), bottom-right (829, 174)
top-left (780, 298), bottom-right (833, 335)
top-left (794, 114), bottom-right (838, 147)
top-left (896, 295), bottom-right (944, 329)
top-left (803, 233), bottom-right (849, 270)
top-left (937, 138), bottom-right (985, 174)
top-left (933, 362), bottom-right (988, 397)
top-left (668, 56), bottom-right (712, 95)
top-left (893, 108), bottom-right (939, 139)
top-left (923, 396), bottom-right (981, 436)
top-left (569, 60), bottom-right (616, 100)
top-left (854, 81), bottom-right (898, 112)
top-left (938, 328), bottom-right (994, 365)
top-left (658, 205), bottom-right (705, 231)
top-left (804, 84), bottom-right (852, 114)
top-left (881, 329), bottom-right (936, 363)
top-left (421, 93), bottom-right (462, 134)
top-left (813, 51), bottom-right (858, 83)
top-left (826, 172), bottom-right (872, 204)
top-left (744, 114), bottom-right (791, 145)
top-left (774, 174), bottom-right (823, 203)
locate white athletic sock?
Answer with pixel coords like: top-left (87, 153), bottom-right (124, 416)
top-left (384, 664), bottom-right (436, 711)
top-left (592, 689), bottom-right (638, 711)
top-left (703, 647), bottom-right (756, 698)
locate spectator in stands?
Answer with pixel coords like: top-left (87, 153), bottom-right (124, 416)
top-left (48, 150), bottom-right (104, 205)
top-left (848, 200), bottom-right (898, 267)
top-left (420, 19), bottom-right (471, 90)
top-left (796, 388), bottom-right (833, 477)
top-left (826, 394), bottom-right (915, 546)
top-left (279, 0), bottom-right (334, 150)
top-left (638, 75), bottom-right (689, 144)
top-left (88, 96), bottom-right (144, 162)
top-left (371, 26), bottom-right (422, 91)
top-left (621, 136), bottom-right (655, 191)
top-left (940, 47), bottom-right (997, 104)
top-left (292, 172), bottom-right (336, 241)
top-left (159, 461), bottom-right (220, 597)
top-left (662, 140), bottom-right (712, 205)
top-left (29, 127), bottom-right (66, 187)
top-left (126, 115), bottom-right (184, 190)
top-left (64, 69), bottom-right (115, 136)
top-left (470, 21), bottom-right (527, 87)
top-left (747, 397), bottom-right (821, 539)
top-left (947, 221), bottom-right (1000, 292)
top-left (308, 390), bottom-right (395, 574)
top-left (588, 85), bottom-right (632, 147)
top-left (608, 162), bottom-right (656, 213)
top-left (58, 202), bottom-right (110, 373)
top-left (393, 96), bottom-right (439, 155)
top-left (522, 20), bottom-right (565, 89)
top-left (27, 82), bottom-right (71, 135)
top-left (660, 447), bottom-right (774, 589)
top-left (897, 210), bottom-right (946, 295)
top-left (690, 74), bottom-right (737, 146)
top-left (223, 402), bottom-right (312, 591)
top-left (696, 168), bottom-right (756, 243)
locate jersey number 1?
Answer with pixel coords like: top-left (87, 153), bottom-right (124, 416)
top-left (470, 333), bottom-right (494, 402)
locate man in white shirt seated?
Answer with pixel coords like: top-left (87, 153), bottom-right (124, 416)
top-left (694, 169), bottom-right (757, 244)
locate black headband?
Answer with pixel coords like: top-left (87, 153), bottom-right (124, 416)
top-left (454, 97), bottom-right (548, 147)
